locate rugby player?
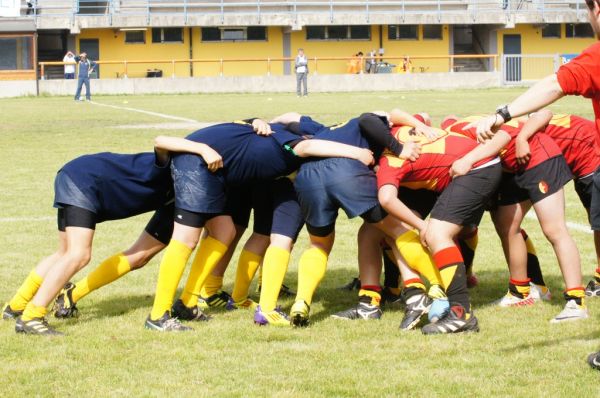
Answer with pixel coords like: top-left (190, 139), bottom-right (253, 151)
top-left (1, 137), bottom-right (222, 335)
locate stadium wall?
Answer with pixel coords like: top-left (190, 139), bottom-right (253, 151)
top-left (0, 72), bottom-right (500, 98)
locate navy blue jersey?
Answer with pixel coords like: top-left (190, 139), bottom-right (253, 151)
top-left (185, 122), bottom-right (301, 184)
top-left (307, 118), bottom-right (370, 149)
top-left (58, 152), bottom-right (173, 222)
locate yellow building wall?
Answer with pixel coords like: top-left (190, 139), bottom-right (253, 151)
top-left (497, 24), bottom-right (596, 80)
top-left (382, 25), bottom-right (450, 73)
top-left (78, 28), bottom-right (192, 79)
top-left (192, 26), bottom-right (283, 76)
top-left (290, 26), bottom-right (381, 75)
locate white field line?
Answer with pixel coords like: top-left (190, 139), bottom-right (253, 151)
top-left (524, 212), bottom-right (592, 234)
top-left (89, 101), bottom-right (199, 124)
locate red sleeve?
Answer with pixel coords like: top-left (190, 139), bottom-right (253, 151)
top-left (377, 156), bottom-right (406, 189)
top-left (557, 43), bottom-right (600, 98)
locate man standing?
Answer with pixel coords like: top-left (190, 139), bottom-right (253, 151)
top-left (63, 51), bottom-right (75, 80)
top-left (295, 48), bottom-right (308, 97)
top-left (74, 52), bottom-right (96, 101)
top-left (468, 0), bottom-right (600, 370)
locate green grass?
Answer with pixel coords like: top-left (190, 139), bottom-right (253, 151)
top-left (1, 90), bottom-right (599, 397)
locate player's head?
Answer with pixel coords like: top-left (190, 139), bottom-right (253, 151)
top-left (441, 115), bottom-right (459, 130)
top-left (586, 0), bottom-right (600, 39)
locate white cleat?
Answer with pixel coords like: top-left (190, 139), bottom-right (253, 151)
top-left (494, 291), bottom-right (536, 307)
top-left (529, 283), bottom-right (552, 302)
top-left (550, 300), bottom-right (589, 323)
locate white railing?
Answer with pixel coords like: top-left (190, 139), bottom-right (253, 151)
top-left (501, 53), bottom-right (566, 84)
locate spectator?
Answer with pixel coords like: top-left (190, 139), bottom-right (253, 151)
top-left (295, 48), bottom-right (308, 97)
top-left (63, 51), bottom-right (76, 80)
top-left (366, 49), bottom-right (377, 74)
top-left (25, 0), bottom-right (33, 15)
top-left (399, 56), bottom-right (412, 73)
top-left (74, 52), bottom-right (96, 101)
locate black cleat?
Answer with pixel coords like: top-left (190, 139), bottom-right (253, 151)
top-left (144, 311), bottom-right (193, 332)
top-left (2, 303), bottom-right (22, 320)
top-left (399, 291), bottom-right (432, 331)
top-left (15, 317), bottom-right (63, 336)
top-left (290, 300), bottom-right (310, 327)
top-left (587, 351), bottom-right (600, 370)
top-left (381, 287), bottom-right (403, 307)
top-left (421, 304), bottom-right (479, 335)
top-left (199, 290), bottom-right (235, 311)
top-left (53, 282), bottom-right (79, 318)
top-left (331, 300), bottom-right (382, 321)
top-left (585, 280), bottom-right (600, 297)
top-left (171, 299), bottom-right (211, 322)
top-left (338, 277), bottom-right (361, 291)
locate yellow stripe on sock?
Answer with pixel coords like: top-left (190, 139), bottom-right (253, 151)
top-left (180, 236), bottom-right (228, 308)
top-left (150, 240), bottom-right (192, 320)
top-left (231, 249), bottom-right (263, 303)
top-left (72, 253), bottom-right (131, 303)
top-left (296, 247), bottom-right (328, 305)
top-left (258, 246), bottom-right (291, 312)
top-left (9, 269), bottom-right (43, 312)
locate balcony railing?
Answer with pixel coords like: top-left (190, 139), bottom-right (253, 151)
top-left (11, 0), bottom-right (590, 26)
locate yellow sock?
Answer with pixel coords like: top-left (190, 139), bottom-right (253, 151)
top-left (199, 274), bottom-right (224, 298)
top-left (71, 253), bottom-right (131, 303)
top-left (395, 231), bottom-right (442, 286)
top-left (358, 289), bottom-right (381, 306)
top-left (8, 269), bottom-right (43, 311)
top-left (231, 249), bottom-right (263, 303)
top-left (150, 240), bottom-right (192, 320)
top-left (180, 236), bottom-right (228, 308)
top-left (258, 246), bottom-right (291, 312)
top-left (296, 247), bottom-right (328, 305)
top-left (21, 302), bottom-right (48, 321)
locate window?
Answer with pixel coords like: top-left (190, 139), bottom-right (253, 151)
top-left (200, 27), bottom-right (267, 42)
top-left (152, 28), bottom-right (183, 43)
top-left (0, 36), bottom-right (33, 70)
top-left (541, 24), bottom-right (561, 38)
top-left (423, 25), bottom-right (442, 40)
top-left (125, 30), bottom-right (145, 44)
top-left (565, 23), bottom-right (594, 38)
top-left (388, 25), bottom-right (418, 40)
top-left (305, 25), bottom-right (371, 40)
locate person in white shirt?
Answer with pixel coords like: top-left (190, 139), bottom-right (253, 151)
top-left (63, 51), bottom-right (76, 79)
top-left (295, 48), bottom-right (308, 97)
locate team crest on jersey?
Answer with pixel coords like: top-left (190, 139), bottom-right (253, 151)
top-left (538, 181), bottom-right (549, 194)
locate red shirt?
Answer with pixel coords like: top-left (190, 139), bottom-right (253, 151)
top-left (377, 125), bottom-right (493, 192)
top-left (444, 116), bottom-right (562, 173)
top-left (556, 42), bottom-right (600, 155)
top-left (542, 114), bottom-right (600, 177)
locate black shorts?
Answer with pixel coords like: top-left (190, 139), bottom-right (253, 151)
top-left (430, 162), bottom-right (502, 226)
top-left (574, 173), bottom-right (594, 210)
top-left (590, 169), bottom-right (600, 230)
top-left (57, 205), bottom-right (97, 231)
top-left (398, 188), bottom-right (438, 218)
top-left (497, 156), bottom-right (572, 206)
top-left (144, 201), bottom-right (175, 245)
top-left (225, 183), bottom-right (274, 236)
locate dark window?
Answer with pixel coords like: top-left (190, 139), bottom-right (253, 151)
top-left (541, 24), bottom-right (561, 38)
top-left (566, 23), bottom-right (594, 38)
top-left (0, 36), bottom-right (33, 70)
top-left (350, 25), bottom-right (370, 40)
top-left (247, 27), bottom-right (267, 41)
top-left (306, 26), bottom-right (327, 40)
top-left (388, 25), bottom-right (398, 40)
top-left (398, 25), bottom-right (418, 40)
top-left (423, 25), bottom-right (442, 40)
top-left (125, 30), bottom-right (145, 44)
top-left (328, 26), bottom-right (347, 39)
top-left (201, 27), bottom-right (220, 41)
top-left (152, 28), bottom-right (183, 43)
top-left (222, 28), bottom-right (244, 41)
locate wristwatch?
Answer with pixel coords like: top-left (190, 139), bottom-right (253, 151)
top-left (495, 105), bottom-right (512, 123)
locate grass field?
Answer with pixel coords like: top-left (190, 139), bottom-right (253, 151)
top-left (1, 89), bottom-right (599, 397)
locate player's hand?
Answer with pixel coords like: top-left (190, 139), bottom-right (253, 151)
top-left (464, 114), bottom-right (500, 143)
top-left (399, 140), bottom-right (421, 161)
top-left (450, 158), bottom-right (472, 178)
top-left (203, 147), bottom-right (224, 172)
top-left (415, 125), bottom-right (440, 141)
top-left (515, 138), bottom-right (531, 166)
top-left (357, 148), bottom-right (375, 167)
top-left (252, 119), bottom-right (272, 136)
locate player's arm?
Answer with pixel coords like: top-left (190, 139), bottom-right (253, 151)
top-left (291, 139), bottom-right (374, 166)
top-left (378, 185), bottom-right (427, 233)
top-left (515, 109), bottom-right (553, 165)
top-left (358, 112), bottom-right (421, 160)
top-left (450, 130), bottom-right (511, 178)
top-left (466, 74), bottom-right (564, 140)
top-left (154, 135), bottom-right (223, 171)
top-left (388, 108), bottom-right (439, 140)
top-left (270, 112), bottom-right (302, 125)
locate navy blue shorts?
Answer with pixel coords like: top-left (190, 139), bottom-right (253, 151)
top-left (271, 178), bottom-right (304, 241)
top-left (53, 171), bottom-right (98, 214)
top-left (294, 158), bottom-right (379, 228)
top-left (144, 201), bottom-right (175, 245)
top-left (171, 153), bottom-right (226, 214)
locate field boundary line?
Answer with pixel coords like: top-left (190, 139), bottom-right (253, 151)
top-left (90, 101), bottom-right (199, 123)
